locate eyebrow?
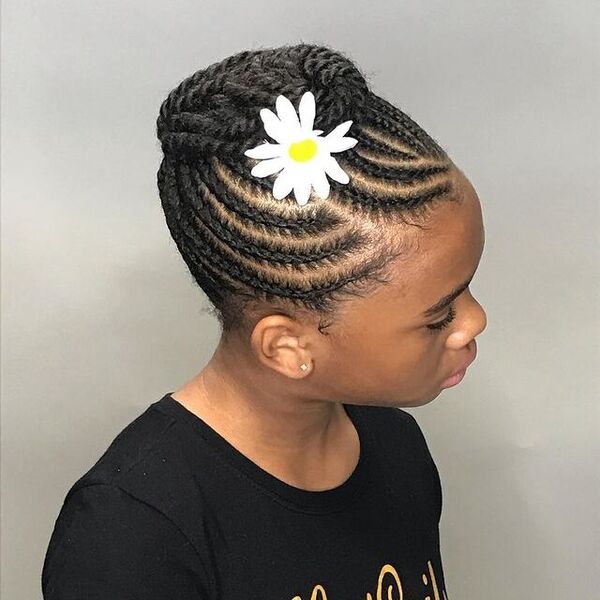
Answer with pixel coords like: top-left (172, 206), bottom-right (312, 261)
top-left (421, 273), bottom-right (476, 318)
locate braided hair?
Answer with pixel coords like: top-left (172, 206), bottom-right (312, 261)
top-left (156, 43), bottom-right (459, 338)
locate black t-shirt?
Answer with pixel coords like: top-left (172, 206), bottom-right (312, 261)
top-left (42, 393), bottom-right (448, 599)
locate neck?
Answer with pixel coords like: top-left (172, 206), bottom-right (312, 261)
top-left (171, 338), bottom-right (358, 490)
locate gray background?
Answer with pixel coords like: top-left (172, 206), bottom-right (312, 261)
top-left (2, 1), bottom-right (599, 598)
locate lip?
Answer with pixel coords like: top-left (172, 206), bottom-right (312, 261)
top-left (441, 350), bottom-right (477, 388)
top-left (440, 368), bottom-right (467, 388)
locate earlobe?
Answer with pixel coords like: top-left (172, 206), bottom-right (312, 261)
top-left (250, 314), bottom-right (312, 378)
top-left (299, 360), bottom-right (313, 375)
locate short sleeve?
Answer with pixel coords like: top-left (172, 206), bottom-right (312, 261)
top-left (41, 483), bottom-right (212, 599)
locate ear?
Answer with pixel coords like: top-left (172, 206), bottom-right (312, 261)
top-left (250, 314), bottom-right (313, 379)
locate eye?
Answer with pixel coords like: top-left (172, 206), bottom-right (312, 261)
top-left (426, 303), bottom-right (457, 334)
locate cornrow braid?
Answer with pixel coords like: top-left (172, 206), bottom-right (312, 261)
top-left (156, 43), bottom-right (459, 338)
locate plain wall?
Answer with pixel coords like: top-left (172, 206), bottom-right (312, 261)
top-left (2, 1), bottom-right (599, 598)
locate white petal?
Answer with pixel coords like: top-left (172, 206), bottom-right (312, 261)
top-left (325, 136), bottom-right (358, 153)
top-left (293, 177), bottom-right (312, 206)
top-left (275, 95), bottom-right (300, 129)
top-left (311, 167), bottom-right (330, 199)
top-left (251, 157), bottom-right (286, 178)
top-left (323, 155), bottom-right (350, 184)
top-left (244, 142), bottom-right (284, 159)
top-left (272, 168), bottom-right (295, 200)
top-left (298, 91), bottom-right (316, 134)
top-left (259, 108), bottom-right (289, 144)
top-left (325, 120), bottom-right (353, 140)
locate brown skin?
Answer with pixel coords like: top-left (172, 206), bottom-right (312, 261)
top-left (172, 167), bottom-right (487, 491)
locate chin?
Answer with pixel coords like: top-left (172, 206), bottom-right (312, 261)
top-left (395, 389), bottom-right (442, 408)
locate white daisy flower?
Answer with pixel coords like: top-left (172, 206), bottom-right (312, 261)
top-left (243, 91), bottom-right (358, 206)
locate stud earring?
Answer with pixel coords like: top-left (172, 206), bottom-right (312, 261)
top-left (300, 363), bottom-right (309, 371)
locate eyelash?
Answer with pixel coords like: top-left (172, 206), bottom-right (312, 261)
top-left (426, 303), bottom-right (457, 333)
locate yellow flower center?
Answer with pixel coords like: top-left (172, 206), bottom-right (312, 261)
top-left (288, 138), bottom-right (318, 162)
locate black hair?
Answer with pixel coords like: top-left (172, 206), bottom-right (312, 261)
top-left (155, 43), bottom-right (458, 339)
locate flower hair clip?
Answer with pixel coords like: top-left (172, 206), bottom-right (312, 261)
top-left (244, 91), bottom-right (358, 206)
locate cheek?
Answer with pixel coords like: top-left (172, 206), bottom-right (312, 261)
top-left (378, 336), bottom-right (438, 381)
top-left (337, 324), bottom-right (442, 383)
top-left (320, 326), bottom-right (446, 405)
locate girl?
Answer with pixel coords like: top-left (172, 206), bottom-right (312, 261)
top-left (42, 42), bottom-right (486, 599)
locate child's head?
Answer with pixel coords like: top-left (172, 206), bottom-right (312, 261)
top-left (156, 43), bottom-right (486, 408)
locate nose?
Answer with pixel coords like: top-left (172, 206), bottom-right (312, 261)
top-left (469, 305), bottom-right (486, 359)
top-left (473, 300), bottom-right (487, 338)
top-left (464, 290), bottom-right (487, 339)
top-left (447, 296), bottom-right (487, 350)
top-left (468, 338), bottom-right (478, 362)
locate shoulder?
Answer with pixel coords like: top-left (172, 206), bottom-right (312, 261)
top-left (43, 395), bottom-right (219, 597)
top-left (384, 405), bottom-right (439, 468)
top-left (66, 395), bottom-right (201, 508)
top-left (362, 404), bottom-right (443, 523)
top-left (394, 408), bottom-right (443, 524)
top-left (69, 395), bottom-right (177, 489)
top-left (357, 403), bottom-right (437, 476)
top-left (50, 395), bottom-right (217, 571)
top-left (361, 403), bottom-right (431, 450)
top-left (42, 482), bottom-right (215, 598)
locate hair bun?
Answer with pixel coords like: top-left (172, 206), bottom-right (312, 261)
top-left (299, 45), bottom-right (371, 126)
top-left (156, 44), bottom-right (371, 161)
